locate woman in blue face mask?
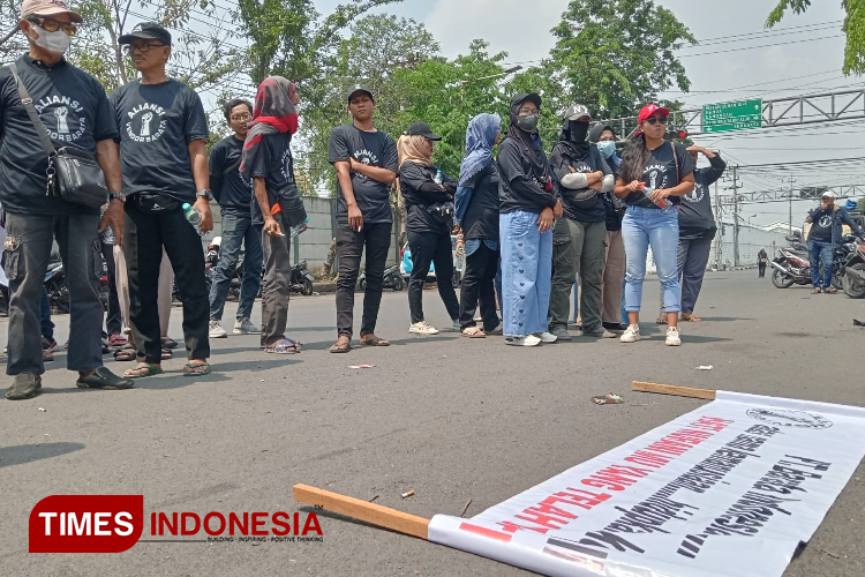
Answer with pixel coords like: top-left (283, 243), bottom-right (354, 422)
top-left (589, 124), bottom-right (628, 332)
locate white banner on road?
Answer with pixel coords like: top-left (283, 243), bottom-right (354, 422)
top-left (429, 392), bottom-right (865, 577)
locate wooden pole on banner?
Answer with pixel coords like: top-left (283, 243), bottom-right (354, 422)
top-left (631, 381), bottom-right (717, 400)
top-left (293, 484), bottom-right (430, 540)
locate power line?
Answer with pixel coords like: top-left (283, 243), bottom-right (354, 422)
top-left (678, 34), bottom-right (842, 59)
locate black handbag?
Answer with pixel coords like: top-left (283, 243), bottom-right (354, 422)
top-left (7, 63), bottom-right (108, 210)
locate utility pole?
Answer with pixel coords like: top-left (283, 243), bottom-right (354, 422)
top-left (714, 178), bottom-right (723, 269)
top-left (787, 174), bottom-right (796, 234)
top-left (728, 165), bottom-right (742, 267)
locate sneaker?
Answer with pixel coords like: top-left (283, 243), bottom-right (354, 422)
top-left (233, 318), bottom-right (261, 335)
top-left (505, 335), bottom-right (542, 347)
top-left (409, 321), bottom-right (439, 335)
top-left (581, 327), bottom-right (617, 338)
top-left (76, 367), bottom-right (135, 390)
top-left (536, 331), bottom-right (558, 344)
top-left (665, 326), bottom-right (682, 347)
top-left (5, 373), bottom-right (42, 400)
top-left (620, 325), bottom-right (641, 343)
top-left (549, 326), bottom-right (572, 341)
top-left (209, 321), bottom-right (228, 339)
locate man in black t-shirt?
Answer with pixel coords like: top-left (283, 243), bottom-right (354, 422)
top-left (805, 191), bottom-right (863, 293)
top-left (327, 87), bottom-right (398, 353)
top-left (0, 0), bottom-right (132, 399)
top-left (208, 98), bottom-right (263, 338)
top-left (112, 22), bottom-right (213, 377)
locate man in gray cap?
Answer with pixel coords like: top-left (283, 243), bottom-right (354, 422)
top-left (805, 190), bottom-right (863, 293)
top-left (0, 0), bottom-right (132, 399)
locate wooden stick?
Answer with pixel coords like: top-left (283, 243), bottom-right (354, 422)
top-left (293, 484), bottom-right (430, 540)
top-left (631, 381), bottom-right (717, 400)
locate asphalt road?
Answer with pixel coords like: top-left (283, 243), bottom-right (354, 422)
top-left (1, 270), bottom-right (863, 577)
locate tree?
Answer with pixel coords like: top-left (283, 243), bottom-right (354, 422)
top-left (766, 0), bottom-right (865, 75)
top-left (513, 0), bottom-right (695, 137)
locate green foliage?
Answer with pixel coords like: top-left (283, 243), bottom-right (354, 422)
top-left (766, 0), bottom-right (865, 74)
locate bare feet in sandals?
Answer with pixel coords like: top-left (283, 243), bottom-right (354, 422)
top-left (329, 335), bottom-right (351, 354)
top-left (359, 333), bottom-right (390, 347)
top-left (680, 312), bottom-right (702, 322)
top-left (183, 360), bottom-right (210, 376)
top-left (264, 338), bottom-right (302, 354)
top-left (461, 326), bottom-right (486, 338)
top-left (123, 363), bottom-right (163, 379)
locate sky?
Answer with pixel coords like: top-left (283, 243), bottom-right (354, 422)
top-left (314, 0), bottom-right (864, 226)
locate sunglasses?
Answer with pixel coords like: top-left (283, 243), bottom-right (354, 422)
top-left (28, 17), bottom-right (77, 37)
top-left (645, 116), bottom-right (668, 126)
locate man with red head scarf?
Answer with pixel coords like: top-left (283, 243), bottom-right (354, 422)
top-left (240, 76), bottom-right (306, 354)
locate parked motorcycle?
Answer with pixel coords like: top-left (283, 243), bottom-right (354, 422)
top-left (289, 260), bottom-right (315, 296)
top-left (769, 246), bottom-right (811, 289)
top-left (842, 240), bottom-right (865, 298)
top-left (357, 264), bottom-right (405, 291)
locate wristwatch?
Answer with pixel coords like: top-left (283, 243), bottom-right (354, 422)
top-left (196, 189), bottom-right (213, 201)
top-left (109, 191), bottom-right (125, 202)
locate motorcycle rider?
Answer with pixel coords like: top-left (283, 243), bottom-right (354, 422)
top-left (805, 191), bottom-right (863, 294)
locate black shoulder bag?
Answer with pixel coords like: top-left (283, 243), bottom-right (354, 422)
top-left (7, 63), bottom-right (108, 209)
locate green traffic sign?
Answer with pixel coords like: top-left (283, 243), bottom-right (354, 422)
top-left (702, 99), bottom-right (763, 133)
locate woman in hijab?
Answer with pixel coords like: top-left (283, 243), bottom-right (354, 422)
top-left (240, 76), bottom-right (306, 354)
top-left (497, 93), bottom-right (563, 347)
top-left (454, 113), bottom-right (502, 338)
top-left (613, 104), bottom-right (694, 347)
top-left (398, 122), bottom-right (460, 336)
top-left (547, 104), bottom-right (615, 341)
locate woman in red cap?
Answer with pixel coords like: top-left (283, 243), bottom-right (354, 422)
top-left (613, 104), bottom-right (694, 346)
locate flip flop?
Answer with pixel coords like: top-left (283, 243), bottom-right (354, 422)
top-left (123, 364), bottom-right (163, 379)
top-left (461, 327), bottom-right (486, 338)
top-left (113, 347), bottom-right (136, 362)
top-left (359, 334), bottom-right (390, 347)
top-left (264, 338), bottom-right (302, 354)
top-left (329, 339), bottom-right (352, 353)
top-left (183, 361), bottom-right (211, 376)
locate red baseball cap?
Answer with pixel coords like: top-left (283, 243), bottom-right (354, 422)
top-left (637, 103), bottom-right (669, 124)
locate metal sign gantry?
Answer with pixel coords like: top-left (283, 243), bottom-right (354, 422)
top-left (603, 88), bottom-right (865, 137)
top-left (718, 183), bottom-right (865, 205)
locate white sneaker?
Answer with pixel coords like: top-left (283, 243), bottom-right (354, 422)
top-left (536, 331), bottom-right (558, 344)
top-left (409, 321), bottom-right (439, 335)
top-left (505, 334), bottom-right (542, 347)
top-left (620, 325), bottom-right (640, 343)
top-left (209, 320), bottom-right (228, 338)
top-left (233, 318), bottom-right (261, 335)
top-left (665, 326), bottom-right (682, 346)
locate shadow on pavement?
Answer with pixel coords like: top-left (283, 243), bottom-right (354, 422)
top-left (0, 442), bottom-right (85, 468)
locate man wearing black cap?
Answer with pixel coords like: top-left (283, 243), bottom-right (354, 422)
top-left (111, 22), bottom-right (213, 378)
top-left (327, 86), bottom-right (398, 353)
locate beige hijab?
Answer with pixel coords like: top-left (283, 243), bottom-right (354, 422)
top-left (397, 134), bottom-right (432, 167)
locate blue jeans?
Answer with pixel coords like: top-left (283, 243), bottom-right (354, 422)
top-left (209, 208), bottom-right (263, 322)
top-left (622, 205), bottom-right (681, 313)
top-left (500, 210), bottom-right (553, 337)
top-left (808, 239), bottom-right (834, 289)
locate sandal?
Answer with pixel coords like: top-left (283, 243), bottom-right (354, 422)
top-left (108, 334), bottom-right (128, 347)
top-left (183, 361), bottom-right (211, 376)
top-left (161, 348), bottom-right (173, 360)
top-left (161, 337), bottom-right (178, 350)
top-left (264, 338), bottom-right (302, 354)
top-left (681, 312), bottom-right (702, 322)
top-left (329, 337), bottom-right (352, 354)
top-left (114, 347), bottom-right (136, 362)
top-left (461, 326), bottom-right (486, 338)
top-left (123, 364), bottom-right (163, 379)
top-left (359, 334), bottom-right (390, 347)
top-left (655, 314), bottom-right (668, 325)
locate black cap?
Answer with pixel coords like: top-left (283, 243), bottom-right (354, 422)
top-left (404, 122), bottom-right (441, 141)
top-left (347, 86), bottom-right (374, 103)
top-left (511, 92), bottom-right (542, 110)
top-left (119, 22), bottom-right (172, 46)
top-left (588, 122), bottom-right (616, 143)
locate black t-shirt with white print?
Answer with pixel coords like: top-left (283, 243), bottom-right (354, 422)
top-left (617, 142), bottom-right (694, 208)
top-left (328, 124), bottom-right (398, 225)
top-left (0, 55), bottom-right (117, 215)
top-left (248, 132), bottom-right (302, 226)
top-left (110, 79), bottom-right (209, 202)
top-left (809, 207), bottom-right (833, 242)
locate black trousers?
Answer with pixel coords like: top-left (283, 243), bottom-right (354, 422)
top-left (458, 242), bottom-right (500, 331)
top-left (758, 262), bottom-right (767, 277)
top-left (124, 200), bottom-right (210, 364)
top-left (335, 222), bottom-right (392, 337)
top-left (407, 230), bottom-right (459, 324)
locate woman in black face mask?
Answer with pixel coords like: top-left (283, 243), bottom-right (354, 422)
top-left (547, 104), bottom-right (615, 341)
top-left (497, 93), bottom-right (563, 347)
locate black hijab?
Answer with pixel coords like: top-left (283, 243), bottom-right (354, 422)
top-left (506, 93), bottom-right (549, 180)
top-left (557, 120), bottom-right (591, 160)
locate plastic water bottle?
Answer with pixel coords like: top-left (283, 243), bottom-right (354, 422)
top-left (434, 168), bottom-right (443, 185)
top-left (290, 217), bottom-right (309, 239)
top-left (182, 202), bottom-right (203, 233)
top-left (642, 186), bottom-right (671, 209)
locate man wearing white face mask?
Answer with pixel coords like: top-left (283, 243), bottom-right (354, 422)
top-left (0, 0), bottom-right (132, 399)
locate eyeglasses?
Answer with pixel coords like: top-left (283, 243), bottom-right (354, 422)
top-left (28, 17), bottom-right (77, 37)
top-left (230, 113), bottom-right (251, 122)
top-left (645, 116), bottom-right (668, 126)
top-left (123, 42), bottom-right (166, 54)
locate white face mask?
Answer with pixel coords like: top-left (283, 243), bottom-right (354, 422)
top-left (31, 23), bottom-right (71, 55)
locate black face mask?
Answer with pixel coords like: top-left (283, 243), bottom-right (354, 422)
top-left (569, 121), bottom-right (589, 143)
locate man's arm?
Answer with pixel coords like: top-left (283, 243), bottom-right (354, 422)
top-left (840, 209), bottom-right (864, 237)
top-left (95, 138), bottom-right (125, 246)
top-left (349, 159), bottom-right (396, 184)
top-left (254, 176), bottom-right (280, 237)
top-left (209, 142), bottom-right (225, 205)
top-left (188, 139), bottom-right (213, 232)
